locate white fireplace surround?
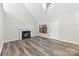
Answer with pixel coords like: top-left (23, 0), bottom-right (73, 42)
top-left (4, 24), bottom-right (37, 42)
top-left (18, 24), bottom-right (37, 39)
top-left (19, 28), bottom-right (31, 39)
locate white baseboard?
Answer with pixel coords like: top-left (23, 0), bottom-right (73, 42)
top-left (38, 36), bottom-right (79, 45)
top-left (3, 38), bottom-right (21, 43)
top-left (3, 36), bottom-right (35, 43)
top-left (0, 42), bottom-right (3, 55)
top-left (53, 38), bottom-right (79, 45)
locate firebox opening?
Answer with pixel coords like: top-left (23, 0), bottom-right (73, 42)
top-left (22, 31), bottom-right (31, 39)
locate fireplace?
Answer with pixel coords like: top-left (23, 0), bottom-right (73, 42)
top-left (22, 31), bottom-right (31, 39)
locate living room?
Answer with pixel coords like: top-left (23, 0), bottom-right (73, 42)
top-left (0, 3), bottom-right (79, 56)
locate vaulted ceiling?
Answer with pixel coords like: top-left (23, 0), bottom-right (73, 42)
top-left (3, 3), bottom-right (54, 23)
top-left (24, 3), bottom-right (47, 23)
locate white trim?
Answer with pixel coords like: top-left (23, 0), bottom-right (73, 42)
top-left (38, 35), bottom-right (79, 45)
top-left (3, 38), bottom-right (21, 43)
top-left (44, 36), bottom-right (79, 45)
top-left (53, 38), bottom-right (79, 45)
top-left (0, 43), bottom-right (3, 55)
top-left (3, 35), bottom-right (36, 43)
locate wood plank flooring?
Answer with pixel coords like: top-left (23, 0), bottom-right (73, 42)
top-left (1, 36), bottom-right (79, 56)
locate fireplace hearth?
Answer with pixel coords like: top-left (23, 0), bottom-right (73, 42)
top-left (22, 31), bottom-right (31, 39)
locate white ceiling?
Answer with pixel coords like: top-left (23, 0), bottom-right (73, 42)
top-left (24, 3), bottom-right (47, 23)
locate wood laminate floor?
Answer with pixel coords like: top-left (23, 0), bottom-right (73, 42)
top-left (1, 36), bottom-right (79, 56)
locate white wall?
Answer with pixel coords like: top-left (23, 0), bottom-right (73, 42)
top-left (3, 3), bottom-right (38, 42)
top-left (47, 4), bottom-right (59, 39)
top-left (0, 3), bottom-right (4, 53)
top-left (47, 3), bottom-right (79, 44)
top-left (58, 3), bottom-right (79, 43)
top-left (38, 3), bottom-right (59, 38)
top-left (48, 21), bottom-right (59, 39)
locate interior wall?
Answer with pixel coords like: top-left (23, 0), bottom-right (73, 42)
top-left (47, 4), bottom-right (59, 39)
top-left (38, 3), bottom-right (59, 39)
top-left (48, 21), bottom-right (59, 39)
top-left (0, 3), bottom-right (4, 52)
top-left (47, 3), bottom-right (79, 44)
top-left (58, 3), bottom-right (79, 43)
top-left (3, 3), bottom-right (38, 42)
